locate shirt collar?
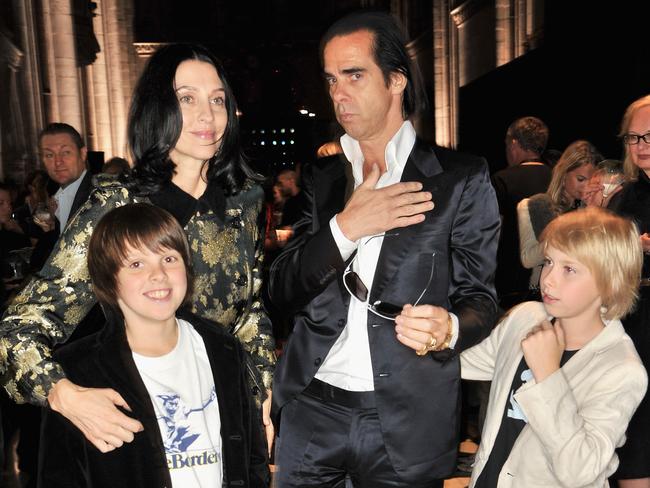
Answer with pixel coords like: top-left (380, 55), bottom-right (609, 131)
top-left (340, 121), bottom-right (416, 185)
top-left (148, 178), bottom-right (226, 227)
top-left (57, 169), bottom-right (87, 196)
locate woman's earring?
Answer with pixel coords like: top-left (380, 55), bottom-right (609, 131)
top-left (600, 305), bottom-right (608, 316)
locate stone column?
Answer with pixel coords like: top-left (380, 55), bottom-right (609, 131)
top-left (41, 0), bottom-right (84, 131)
top-left (86, 0), bottom-right (113, 155)
top-left (99, 0), bottom-right (130, 158)
top-left (495, 0), bottom-right (514, 66)
top-left (15, 0), bottom-right (44, 166)
top-left (515, 0), bottom-right (527, 56)
top-left (433, 0), bottom-right (457, 148)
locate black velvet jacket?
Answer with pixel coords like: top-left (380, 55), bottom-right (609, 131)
top-left (37, 310), bottom-right (269, 488)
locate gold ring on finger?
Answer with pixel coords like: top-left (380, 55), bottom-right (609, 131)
top-left (416, 344), bottom-right (429, 356)
top-left (427, 335), bottom-right (438, 349)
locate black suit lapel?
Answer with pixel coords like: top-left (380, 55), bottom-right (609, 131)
top-left (94, 329), bottom-right (154, 415)
top-left (69, 171), bottom-right (93, 216)
top-left (92, 319), bottom-right (165, 458)
top-left (369, 141), bottom-right (443, 302)
top-left (313, 154), bottom-right (352, 228)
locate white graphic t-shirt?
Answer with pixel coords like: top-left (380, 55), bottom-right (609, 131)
top-left (133, 319), bottom-right (222, 488)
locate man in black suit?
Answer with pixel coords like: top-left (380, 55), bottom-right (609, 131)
top-left (39, 123), bottom-right (93, 233)
top-left (491, 116), bottom-right (551, 307)
top-left (269, 10), bottom-right (500, 488)
top-left (30, 123), bottom-right (94, 270)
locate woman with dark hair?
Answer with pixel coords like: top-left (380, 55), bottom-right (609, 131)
top-left (0, 43), bottom-right (275, 455)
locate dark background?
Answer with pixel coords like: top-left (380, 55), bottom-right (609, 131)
top-left (131, 1), bottom-right (650, 174)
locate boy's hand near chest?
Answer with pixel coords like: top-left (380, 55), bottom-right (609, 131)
top-left (521, 319), bottom-right (566, 383)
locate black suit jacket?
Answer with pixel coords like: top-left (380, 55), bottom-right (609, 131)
top-left (269, 138), bottom-right (500, 483)
top-left (30, 170), bottom-right (94, 272)
top-left (38, 310), bottom-right (269, 488)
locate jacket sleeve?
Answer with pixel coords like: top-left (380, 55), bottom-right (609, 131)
top-left (460, 317), bottom-right (502, 381)
top-left (515, 353), bottom-right (649, 487)
top-left (238, 342), bottom-right (271, 488)
top-left (38, 408), bottom-right (90, 487)
top-left (460, 302), bottom-right (529, 381)
top-left (268, 161), bottom-right (347, 315)
top-left (233, 191), bottom-right (276, 391)
top-left (449, 159), bottom-right (501, 352)
top-left (0, 178), bottom-right (131, 405)
top-left (517, 198), bottom-right (545, 269)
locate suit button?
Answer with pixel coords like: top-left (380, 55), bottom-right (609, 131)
top-left (236, 275), bottom-right (247, 286)
top-left (314, 357), bottom-right (322, 366)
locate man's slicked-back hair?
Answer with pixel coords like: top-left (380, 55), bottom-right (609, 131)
top-left (88, 203), bottom-right (193, 316)
top-left (320, 10), bottom-right (427, 119)
top-left (38, 123), bottom-right (85, 149)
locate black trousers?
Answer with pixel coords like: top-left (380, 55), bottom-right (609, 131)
top-left (274, 380), bottom-right (443, 488)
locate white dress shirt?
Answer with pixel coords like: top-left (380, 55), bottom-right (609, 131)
top-left (315, 121), bottom-right (458, 391)
top-left (54, 169), bottom-right (87, 233)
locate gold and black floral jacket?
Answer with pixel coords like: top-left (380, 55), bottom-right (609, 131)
top-left (0, 174), bottom-right (275, 406)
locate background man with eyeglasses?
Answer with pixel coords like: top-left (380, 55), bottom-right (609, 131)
top-left (269, 10), bottom-right (500, 488)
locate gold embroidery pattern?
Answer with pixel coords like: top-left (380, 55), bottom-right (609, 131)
top-left (0, 176), bottom-right (275, 406)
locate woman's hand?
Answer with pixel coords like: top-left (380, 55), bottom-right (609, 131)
top-left (262, 389), bottom-right (275, 457)
top-left (48, 379), bottom-right (144, 453)
top-left (1, 217), bottom-right (24, 234)
top-left (641, 233), bottom-right (650, 253)
top-left (582, 181), bottom-right (622, 208)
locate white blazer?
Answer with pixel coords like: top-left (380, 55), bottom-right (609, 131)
top-left (461, 301), bottom-right (648, 487)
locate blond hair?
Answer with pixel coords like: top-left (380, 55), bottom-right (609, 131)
top-left (619, 94), bottom-right (650, 181)
top-left (546, 140), bottom-right (601, 211)
top-left (540, 207), bottom-right (642, 320)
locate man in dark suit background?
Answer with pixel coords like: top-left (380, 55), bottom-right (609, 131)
top-left (30, 123), bottom-right (94, 271)
top-left (1, 123), bottom-right (97, 487)
top-left (269, 10), bottom-right (500, 488)
top-left (491, 116), bottom-right (551, 307)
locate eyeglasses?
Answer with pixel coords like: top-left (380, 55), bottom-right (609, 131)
top-left (343, 234), bottom-right (435, 320)
top-left (622, 132), bottom-right (650, 145)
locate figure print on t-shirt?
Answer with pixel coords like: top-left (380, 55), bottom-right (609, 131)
top-left (155, 386), bottom-right (217, 453)
top-left (506, 367), bottom-right (533, 423)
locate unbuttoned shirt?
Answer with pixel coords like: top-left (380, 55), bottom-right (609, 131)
top-left (54, 169), bottom-right (87, 233)
top-left (314, 121), bottom-right (459, 391)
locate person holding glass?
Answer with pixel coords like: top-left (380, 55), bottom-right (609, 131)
top-left (606, 94), bottom-right (650, 488)
top-left (0, 43), bottom-right (275, 456)
top-left (516, 140), bottom-right (602, 294)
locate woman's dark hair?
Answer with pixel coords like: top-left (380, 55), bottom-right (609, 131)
top-left (88, 203), bottom-right (193, 317)
top-left (320, 10), bottom-right (427, 119)
top-left (127, 43), bottom-right (258, 195)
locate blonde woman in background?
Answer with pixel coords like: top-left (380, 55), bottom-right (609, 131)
top-left (607, 94), bottom-right (650, 488)
top-left (516, 140), bottom-right (602, 292)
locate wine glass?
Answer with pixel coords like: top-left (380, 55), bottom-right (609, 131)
top-left (5, 250), bottom-right (25, 281)
top-left (602, 171), bottom-right (623, 198)
top-left (596, 160), bottom-right (624, 198)
top-left (33, 202), bottom-right (54, 228)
